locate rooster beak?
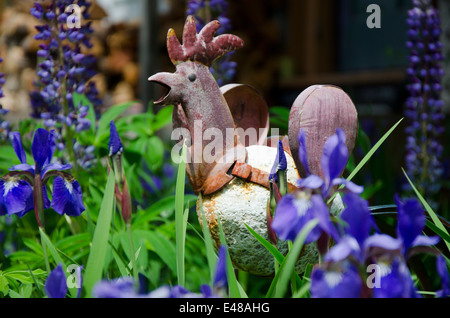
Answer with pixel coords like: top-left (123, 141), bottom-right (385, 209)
top-left (148, 72), bottom-right (173, 105)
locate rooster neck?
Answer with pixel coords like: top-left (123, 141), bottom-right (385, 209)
top-left (173, 62), bottom-right (247, 195)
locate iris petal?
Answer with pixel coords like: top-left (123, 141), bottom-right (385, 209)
top-left (108, 121), bottom-right (123, 156)
top-left (341, 193), bottom-right (375, 245)
top-left (11, 132), bottom-right (27, 164)
top-left (0, 180), bottom-right (8, 215)
top-left (297, 129), bottom-right (310, 175)
top-left (1, 179), bottom-right (33, 217)
top-left (321, 128), bottom-right (348, 187)
top-left (50, 177), bottom-right (85, 216)
top-left (331, 178), bottom-right (364, 194)
top-left (395, 195), bottom-right (425, 252)
top-left (325, 236), bottom-right (360, 263)
top-left (213, 246), bottom-right (228, 290)
top-left (45, 264), bottom-right (67, 298)
top-left (272, 194), bottom-right (307, 241)
top-left (297, 175), bottom-right (324, 189)
top-left (41, 163), bottom-right (72, 177)
top-left (9, 163), bottom-right (35, 174)
top-left (31, 128), bottom-right (56, 173)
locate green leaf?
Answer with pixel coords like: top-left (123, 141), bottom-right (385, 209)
top-left (175, 142), bottom-right (187, 286)
top-left (39, 228), bottom-right (66, 267)
top-left (403, 168), bottom-right (450, 253)
top-left (269, 106), bottom-right (290, 119)
top-left (143, 136), bottom-right (165, 170)
top-left (244, 223), bottom-right (304, 287)
top-left (244, 223), bottom-right (284, 264)
top-left (135, 230), bottom-right (177, 274)
top-left (0, 272), bottom-right (9, 296)
top-left (95, 101), bottom-right (136, 145)
top-left (84, 172), bottom-right (116, 297)
top-left (133, 194), bottom-right (197, 228)
top-left (217, 218), bottom-right (248, 298)
top-left (199, 194), bottom-right (218, 285)
top-left (267, 219), bottom-right (319, 298)
top-left (39, 228), bottom-right (78, 298)
top-left (151, 105), bottom-right (174, 132)
top-left (346, 117), bottom-right (403, 183)
top-left (8, 284), bottom-right (31, 298)
top-left (328, 117), bottom-right (404, 205)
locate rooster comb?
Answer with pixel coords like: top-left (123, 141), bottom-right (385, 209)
top-left (167, 15), bottom-right (244, 67)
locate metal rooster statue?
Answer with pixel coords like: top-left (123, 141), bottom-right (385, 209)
top-left (149, 16), bottom-right (358, 276)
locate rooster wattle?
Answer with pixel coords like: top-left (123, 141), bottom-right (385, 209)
top-left (149, 16), bottom-right (358, 276)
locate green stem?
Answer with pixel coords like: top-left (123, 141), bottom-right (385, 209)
top-left (33, 173), bottom-right (50, 273)
top-left (33, 174), bottom-right (45, 229)
top-left (278, 170), bottom-right (288, 197)
top-left (126, 223), bottom-right (139, 286)
top-left (287, 241), bottom-right (297, 294)
top-left (39, 227), bottom-right (51, 274)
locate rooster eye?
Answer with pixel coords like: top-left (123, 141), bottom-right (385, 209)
top-left (188, 73), bottom-right (196, 81)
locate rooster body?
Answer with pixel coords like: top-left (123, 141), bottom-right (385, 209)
top-left (149, 17), bottom-right (358, 276)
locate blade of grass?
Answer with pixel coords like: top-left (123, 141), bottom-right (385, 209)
top-left (328, 117), bottom-right (404, 205)
top-left (292, 281), bottom-right (311, 298)
top-left (217, 218), bottom-right (247, 298)
top-left (199, 194), bottom-right (219, 284)
top-left (244, 223), bottom-right (284, 264)
top-left (175, 142), bottom-right (187, 286)
top-left (83, 172), bottom-right (116, 297)
top-left (425, 220), bottom-right (450, 243)
top-left (265, 219), bottom-right (318, 298)
top-left (244, 223), bottom-right (303, 287)
top-left (39, 228), bottom-right (79, 298)
top-left (402, 168), bottom-right (450, 253)
top-left (347, 117), bottom-right (403, 182)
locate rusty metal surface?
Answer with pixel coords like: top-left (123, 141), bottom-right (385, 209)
top-left (288, 85), bottom-right (358, 179)
top-left (220, 84), bottom-right (270, 147)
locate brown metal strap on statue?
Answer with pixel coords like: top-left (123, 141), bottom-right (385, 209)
top-left (230, 162), bottom-right (298, 192)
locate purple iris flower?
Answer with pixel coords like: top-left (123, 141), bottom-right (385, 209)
top-left (325, 193), bottom-right (438, 265)
top-left (272, 193), bottom-right (339, 243)
top-left (0, 129), bottom-right (85, 223)
top-left (372, 258), bottom-right (420, 298)
top-left (394, 195), bottom-right (440, 257)
top-left (310, 262), bottom-right (363, 298)
top-left (94, 245), bottom-right (230, 298)
top-left (93, 279), bottom-right (203, 298)
top-left (297, 128), bottom-right (363, 199)
top-left (325, 193), bottom-right (401, 264)
top-left (45, 264), bottom-right (67, 298)
top-left (269, 140), bottom-right (287, 181)
top-left (436, 255), bottom-right (450, 298)
top-left (93, 277), bottom-right (139, 298)
top-left (213, 245), bottom-right (228, 290)
top-left (200, 245), bottom-right (229, 298)
top-left (108, 121), bottom-right (123, 157)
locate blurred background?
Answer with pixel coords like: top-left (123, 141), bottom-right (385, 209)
top-left (0, 0), bottom-right (449, 217)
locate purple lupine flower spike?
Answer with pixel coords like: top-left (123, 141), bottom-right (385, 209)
top-left (30, 0), bottom-right (101, 169)
top-left (0, 57), bottom-right (10, 141)
top-left (404, 0), bottom-right (444, 209)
